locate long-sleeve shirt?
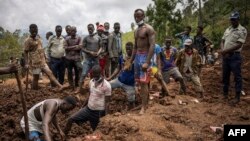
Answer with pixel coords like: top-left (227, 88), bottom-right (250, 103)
top-left (108, 32), bottom-right (122, 58)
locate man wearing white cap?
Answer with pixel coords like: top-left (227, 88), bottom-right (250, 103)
top-left (176, 39), bottom-right (204, 98)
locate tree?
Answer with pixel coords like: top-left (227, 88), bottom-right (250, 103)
top-left (146, 0), bottom-right (182, 44)
top-left (0, 28), bottom-right (23, 66)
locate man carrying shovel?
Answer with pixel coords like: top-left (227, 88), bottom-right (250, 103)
top-left (24, 24), bottom-right (64, 90)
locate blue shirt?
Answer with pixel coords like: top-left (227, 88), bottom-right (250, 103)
top-left (118, 55), bottom-right (135, 86)
top-left (160, 46), bottom-right (177, 71)
top-left (177, 34), bottom-right (193, 49)
top-left (151, 44), bottom-right (162, 66)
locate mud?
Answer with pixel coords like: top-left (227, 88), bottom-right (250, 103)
top-left (0, 35), bottom-right (250, 140)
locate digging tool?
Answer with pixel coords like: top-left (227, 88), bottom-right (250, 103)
top-left (15, 71), bottom-right (29, 141)
top-left (25, 67), bottom-right (29, 93)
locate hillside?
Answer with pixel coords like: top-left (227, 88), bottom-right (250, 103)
top-left (0, 34), bottom-right (250, 141)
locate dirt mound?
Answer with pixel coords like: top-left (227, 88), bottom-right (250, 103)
top-left (0, 35), bottom-right (250, 140)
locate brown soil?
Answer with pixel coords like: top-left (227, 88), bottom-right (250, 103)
top-left (0, 35), bottom-right (250, 141)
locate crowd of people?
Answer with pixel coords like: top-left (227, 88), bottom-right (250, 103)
top-left (0, 9), bottom-right (247, 141)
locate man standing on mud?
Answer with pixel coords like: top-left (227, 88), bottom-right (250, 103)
top-left (47, 25), bottom-right (65, 85)
top-left (97, 24), bottom-right (109, 76)
top-left (108, 22), bottom-right (123, 76)
top-left (125, 9), bottom-right (155, 114)
top-left (64, 26), bottom-right (82, 90)
top-left (24, 24), bottom-right (63, 90)
top-left (220, 11), bottom-right (247, 105)
top-left (75, 24), bottom-right (102, 94)
top-left (176, 39), bottom-right (204, 98)
top-left (20, 96), bottom-right (77, 141)
top-left (158, 37), bottom-right (186, 95)
top-left (194, 26), bottom-right (212, 65)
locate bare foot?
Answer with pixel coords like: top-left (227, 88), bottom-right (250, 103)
top-left (74, 87), bottom-right (83, 94)
top-left (139, 107), bottom-right (145, 115)
top-left (58, 85), bottom-right (67, 92)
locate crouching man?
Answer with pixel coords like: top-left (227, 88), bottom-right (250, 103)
top-left (107, 42), bottom-right (136, 109)
top-left (64, 65), bottom-right (111, 135)
top-left (20, 96), bottom-right (77, 141)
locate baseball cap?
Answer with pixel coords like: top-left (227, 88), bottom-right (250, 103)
top-left (230, 11), bottom-right (240, 19)
top-left (184, 39), bottom-right (192, 46)
top-left (97, 24), bottom-right (104, 31)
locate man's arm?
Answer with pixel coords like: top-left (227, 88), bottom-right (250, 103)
top-left (73, 37), bottom-right (83, 51)
top-left (156, 51), bottom-right (162, 73)
top-left (43, 101), bottom-right (57, 141)
top-left (222, 42), bottom-right (242, 54)
top-left (97, 37), bottom-right (103, 56)
top-left (107, 63), bottom-right (121, 80)
top-left (175, 51), bottom-right (182, 68)
top-left (63, 39), bottom-right (78, 51)
top-left (0, 64), bottom-right (18, 75)
top-left (104, 84), bottom-right (112, 114)
top-left (145, 25), bottom-right (156, 65)
top-left (204, 37), bottom-right (212, 48)
top-left (108, 34), bottom-right (114, 58)
top-left (130, 30), bottom-right (137, 63)
top-left (46, 37), bottom-right (53, 60)
top-left (175, 32), bottom-right (185, 39)
top-left (52, 116), bottom-right (65, 140)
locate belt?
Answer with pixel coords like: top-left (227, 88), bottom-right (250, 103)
top-left (231, 52), bottom-right (240, 54)
top-left (228, 52), bottom-right (240, 56)
top-left (50, 56), bottom-right (63, 60)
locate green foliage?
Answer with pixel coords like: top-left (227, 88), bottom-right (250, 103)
top-left (0, 28), bottom-right (23, 66)
top-left (122, 31), bottom-right (134, 55)
top-left (145, 0), bottom-right (250, 48)
top-left (146, 0), bottom-right (182, 44)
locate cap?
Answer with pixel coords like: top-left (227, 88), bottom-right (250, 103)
top-left (184, 39), bottom-right (192, 46)
top-left (97, 24), bottom-right (104, 31)
top-left (230, 11), bottom-right (240, 19)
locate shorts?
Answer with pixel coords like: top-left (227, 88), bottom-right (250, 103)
top-left (29, 131), bottom-right (43, 141)
top-left (162, 67), bottom-right (183, 83)
top-left (32, 65), bottom-right (49, 75)
top-left (134, 52), bottom-right (151, 83)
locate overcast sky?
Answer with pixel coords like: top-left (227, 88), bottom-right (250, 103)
top-left (0, 0), bottom-right (153, 35)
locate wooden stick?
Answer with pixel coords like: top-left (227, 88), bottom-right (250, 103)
top-left (15, 72), bottom-right (29, 141)
top-left (25, 69), bottom-right (29, 94)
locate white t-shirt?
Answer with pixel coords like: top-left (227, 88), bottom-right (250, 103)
top-left (88, 79), bottom-right (111, 111)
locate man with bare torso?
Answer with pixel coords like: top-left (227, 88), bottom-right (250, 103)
top-left (125, 9), bottom-right (155, 114)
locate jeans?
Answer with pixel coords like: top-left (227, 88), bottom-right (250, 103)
top-left (110, 78), bottom-right (135, 102)
top-left (49, 57), bottom-right (65, 84)
top-left (222, 53), bottom-right (242, 99)
top-left (79, 58), bottom-right (99, 84)
top-left (65, 59), bottom-right (82, 87)
top-left (29, 131), bottom-right (43, 141)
